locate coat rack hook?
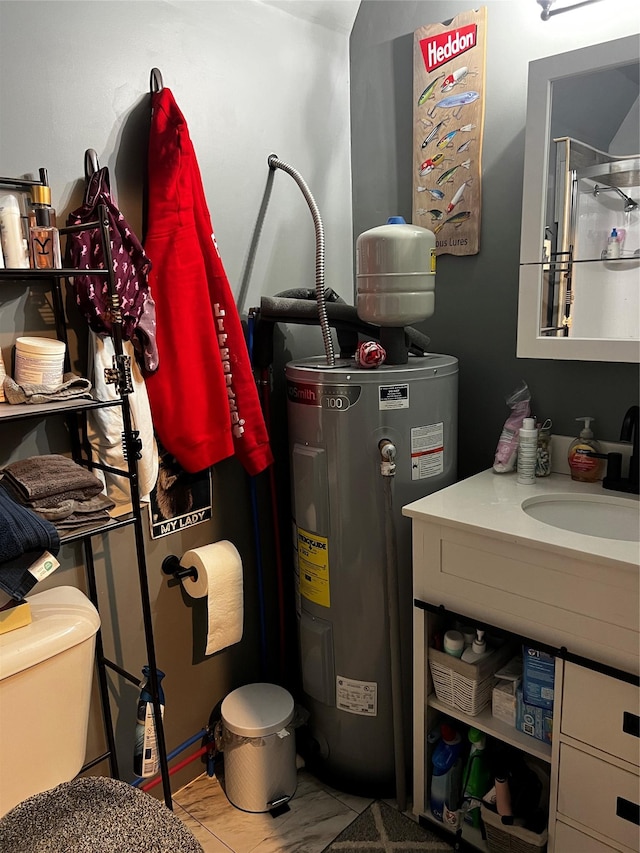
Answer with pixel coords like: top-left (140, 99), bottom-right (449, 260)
top-left (150, 68), bottom-right (164, 93)
top-left (84, 149), bottom-right (100, 183)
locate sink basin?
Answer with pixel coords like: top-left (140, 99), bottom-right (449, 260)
top-left (522, 493), bottom-right (640, 542)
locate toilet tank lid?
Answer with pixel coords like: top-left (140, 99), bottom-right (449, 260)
top-left (221, 683), bottom-right (294, 738)
top-left (0, 586), bottom-right (100, 681)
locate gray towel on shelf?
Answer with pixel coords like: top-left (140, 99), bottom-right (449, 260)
top-left (1, 454), bottom-right (104, 502)
top-left (3, 372), bottom-right (93, 404)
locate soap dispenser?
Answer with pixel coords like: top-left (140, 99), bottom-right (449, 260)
top-left (461, 629), bottom-right (492, 663)
top-left (568, 417), bottom-right (603, 483)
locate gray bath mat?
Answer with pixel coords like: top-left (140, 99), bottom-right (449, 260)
top-left (0, 776), bottom-right (203, 853)
top-left (321, 800), bottom-right (455, 852)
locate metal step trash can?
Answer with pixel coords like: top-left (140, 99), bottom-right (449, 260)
top-left (220, 683), bottom-right (297, 813)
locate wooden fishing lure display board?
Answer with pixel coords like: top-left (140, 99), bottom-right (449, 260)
top-left (413, 7), bottom-right (487, 255)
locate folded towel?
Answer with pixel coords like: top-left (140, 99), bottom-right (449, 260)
top-left (27, 493), bottom-right (115, 522)
top-left (2, 372), bottom-right (93, 405)
top-left (1, 455), bottom-right (104, 502)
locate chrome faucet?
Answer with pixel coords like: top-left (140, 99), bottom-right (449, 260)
top-left (602, 405), bottom-right (639, 495)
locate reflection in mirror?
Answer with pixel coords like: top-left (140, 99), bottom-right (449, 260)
top-left (518, 35), bottom-right (640, 362)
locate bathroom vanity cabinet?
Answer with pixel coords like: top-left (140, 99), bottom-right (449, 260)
top-left (404, 470), bottom-right (640, 853)
top-left (0, 180), bottom-right (172, 807)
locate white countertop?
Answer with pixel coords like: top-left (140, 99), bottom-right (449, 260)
top-left (402, 469), bottom-right (640, 570)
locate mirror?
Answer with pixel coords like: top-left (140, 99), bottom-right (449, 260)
top-left (518, 35), bottom-right (640, 362)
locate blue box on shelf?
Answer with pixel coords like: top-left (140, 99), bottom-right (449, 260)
top-left (522, 645), bottom-right (555, 710)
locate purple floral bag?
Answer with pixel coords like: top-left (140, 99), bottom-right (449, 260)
top-left (66, 167), bottom-right (159, 373)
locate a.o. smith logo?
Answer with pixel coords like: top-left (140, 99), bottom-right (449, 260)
top-left (420, 24), bottom-right (477, 74)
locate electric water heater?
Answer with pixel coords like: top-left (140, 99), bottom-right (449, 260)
top-left (287, 355), bottom-right (458, 794)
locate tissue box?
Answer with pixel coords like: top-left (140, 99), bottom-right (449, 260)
top-left (516, 687), bottom-right (553, 743)
top-left (492, 681), bottom-right (517, 727)
top-left (522, 645), bottom-right (555, 709)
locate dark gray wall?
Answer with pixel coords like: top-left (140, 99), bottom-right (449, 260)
top-left (350, 1), bottom-right (640, 479)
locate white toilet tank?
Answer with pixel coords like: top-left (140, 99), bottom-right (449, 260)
top-left (0, 586), bottom-right (100, 817)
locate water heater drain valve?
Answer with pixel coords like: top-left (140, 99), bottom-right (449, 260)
top-left (378, 439), bottom-right (397, 477)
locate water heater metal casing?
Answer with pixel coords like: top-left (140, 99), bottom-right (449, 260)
top-left (286, 354), bottom-right (458, 795)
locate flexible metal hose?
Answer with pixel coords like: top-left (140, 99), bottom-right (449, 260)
top-left (267, 154), bottom-right (335, 366)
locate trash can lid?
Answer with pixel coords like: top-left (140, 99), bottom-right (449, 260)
top-left (221, 682), bottom-right (294, 738)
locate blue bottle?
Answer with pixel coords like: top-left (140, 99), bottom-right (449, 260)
top-left (430, 723), bottom-right (463, 825)
top-left (133, 666), bottom-right (165, 778)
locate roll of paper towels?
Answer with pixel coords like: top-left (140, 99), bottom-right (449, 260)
top-left (180, 541), bottom-right (243, 655)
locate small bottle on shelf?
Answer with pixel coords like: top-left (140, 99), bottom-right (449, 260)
top-left (28, 184), bottom-right (61, 269)
top-left (0, 194), bottom-right (30, 269)
top-left (604, 227), bottom-right (621, 259)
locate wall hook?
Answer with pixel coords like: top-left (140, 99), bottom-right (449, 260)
top-left (84, 149), bottom-right (100, 183)
top-left (150, 68), bottom-right (164, 93)
top-left (162, 554), bottom-right (198, 582)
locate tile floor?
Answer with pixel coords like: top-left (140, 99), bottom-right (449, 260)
top-left (173, 769), bottom-right (376, 853)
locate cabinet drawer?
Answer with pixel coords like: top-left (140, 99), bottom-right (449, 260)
top-left (555, 820), bottom-right (619, 852)
top-left (557, 745), bottom-right (640, 850)
top-left (562, 662), bottom-right (640, 765)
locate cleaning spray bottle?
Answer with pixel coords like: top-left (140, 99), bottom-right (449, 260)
top-left (462, 728), bottom-right (491, 828)
top-left (568, 417), bottom-right (603, 483)
top-left (430, 722), bottom-right (464, 826)
top-left (133, 666), bottom-right (166, 777)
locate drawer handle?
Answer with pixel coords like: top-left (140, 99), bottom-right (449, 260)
top-left (616, 797), bottom-right (640, 827)
top-left (622, 711), bottom-right (640, 739)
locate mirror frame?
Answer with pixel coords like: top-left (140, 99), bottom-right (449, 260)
top-left (517, 34), bottom-right (640, 363)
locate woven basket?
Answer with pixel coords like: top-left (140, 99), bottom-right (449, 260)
top-left (481, 805), bottom-right (547, 853)
top-left (429, 644), bottom-right (514, 716)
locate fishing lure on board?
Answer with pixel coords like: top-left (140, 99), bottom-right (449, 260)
top-left (446, 179), bottom-right (473, 213)
top-left (434, 210), bottom-right (471, 234)
top-left (417, 75), bottom-right (444, 107)
top-left (436, 159), bottom-right (471, 186)
top-left (416, 187), bottom-right (445, 200)
top-left (441, 67), bottom-right (477, 93)
top-left (456, 138), bottom-right (475, 154)
top-left (421, 119), bottom-right (448, 149)
top-left (415, 208), bottom-right (444, 221)
top-left (429, 90), bottom-right (480, 119)
top-left (418, 152), bottom-right (448, 177)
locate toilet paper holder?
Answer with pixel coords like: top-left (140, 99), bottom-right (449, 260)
top-left (162, 554), bottom-right (198, 582)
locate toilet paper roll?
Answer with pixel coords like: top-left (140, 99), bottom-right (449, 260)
top-left (180, 541), bottom-right (243, 655)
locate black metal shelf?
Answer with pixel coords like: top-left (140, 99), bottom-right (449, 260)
top-left (0, 267), bottom-right (110, 281)
top-left (0, 174), bottom-right (172, 808)
top-left (0, 396), bottom-right (122, 423)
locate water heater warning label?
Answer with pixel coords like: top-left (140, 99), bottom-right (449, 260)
top-left (336, 676), bottom-right (378, 716)
top-left (379, 383), bottom-right (409, 410)
top-left (297, 527), bottom-right (330, 607)
top-left (411, 422), bottom-right (444, 479)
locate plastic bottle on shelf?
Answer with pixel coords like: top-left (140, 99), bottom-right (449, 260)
top-left (462, 728), bottom-right (492, 828)
top-left (443, 629), bottom-right (465, 658)
top-left (517, 417), bottom-right (538, 485)
top-left (430, 723), bottom-right (464, 826)
top-left (461, 628), bottom-right (492, 663)
top-left (0, 194), bottom-right (29, 269)
top-left (605, 227), bottom-right (621, 259)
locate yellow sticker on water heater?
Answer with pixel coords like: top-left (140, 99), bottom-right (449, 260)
top-left (297, 527), bottom-right (330, 607)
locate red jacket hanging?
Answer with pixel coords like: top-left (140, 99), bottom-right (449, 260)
top-left (144, 87), bottom-right (273, 476)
